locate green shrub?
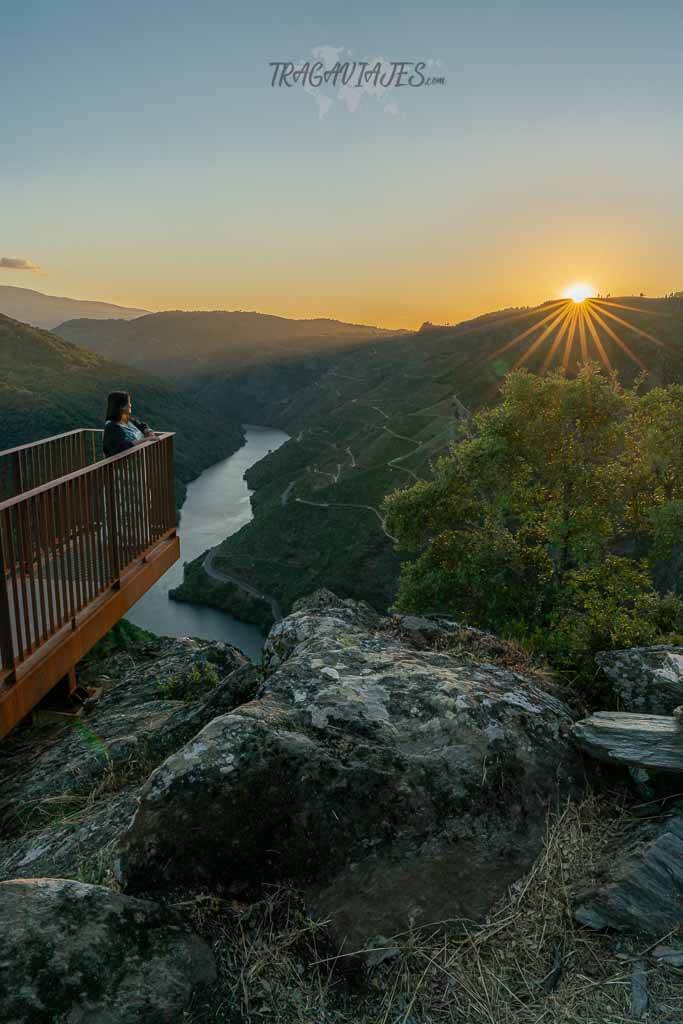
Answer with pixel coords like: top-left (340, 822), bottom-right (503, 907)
top-left (383, 366), bottom-right (683, 684)
top-left (159, 660), bottom-right (221, 702)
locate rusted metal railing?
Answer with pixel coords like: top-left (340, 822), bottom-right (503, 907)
top-left (0, 429), bottom-right (102, 502)
top-left (0, 432), bottom-right (176, 677)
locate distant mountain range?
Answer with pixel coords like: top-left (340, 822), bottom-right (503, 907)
top-left (55, 310), bottom-right (409, 421)
top-left (0, 286), bottom-right (147, 330)
top-left (0, 314), bottom-right (243, 503)
top-left (56, 309), bottom-right (407, 372)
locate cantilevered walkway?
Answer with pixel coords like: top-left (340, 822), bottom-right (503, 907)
top-left (0, 429), bottom-right (179, 737)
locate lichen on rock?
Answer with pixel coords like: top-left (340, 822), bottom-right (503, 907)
top-left (0, 877), bottom-right (216, 1023)
top-left (116, 590), bottom-right (582, 947)
top-left (596, 645), bottom-right (683, 714)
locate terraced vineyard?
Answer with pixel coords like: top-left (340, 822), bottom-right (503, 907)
top-left (179, 295), bottom-right (683, 623)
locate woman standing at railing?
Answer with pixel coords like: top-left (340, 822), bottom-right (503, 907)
top-left (102, 391), bottom-right (158, 566)
top-left (103, 392), bottom-right (155, 456)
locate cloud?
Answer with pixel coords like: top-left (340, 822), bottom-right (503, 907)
top-left (0, 257), bottom-right (41, 273)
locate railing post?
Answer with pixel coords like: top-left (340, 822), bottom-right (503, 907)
top-left (0, 517), bottom-right (16, 681)
top-left (167, 435), bottom-right (177, 530)
top-left (105, 464), bottom-right (121, 589)
top-left (12, 453), bottom-right (22, 498)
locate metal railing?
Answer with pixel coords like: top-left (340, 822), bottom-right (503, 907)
top-left (0, 432), bottom-right (176, 675)
top-left (0, 429), bottom-right (103, 502)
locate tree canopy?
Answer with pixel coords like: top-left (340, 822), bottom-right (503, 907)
top-left (383, 366), bottom-right (683, 678)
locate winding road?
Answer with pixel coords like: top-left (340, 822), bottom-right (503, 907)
top-left (294, 496), bottom-right (398, 542)
top-left (208, 400), bottom-right (461, 608)
top-left (203, 547), bottom-right (284, 622)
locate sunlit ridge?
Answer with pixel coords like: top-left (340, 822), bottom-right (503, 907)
top-left (487, 296), bottom-right (668, 376)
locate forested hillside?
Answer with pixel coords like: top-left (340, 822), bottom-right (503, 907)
top-left (0, 315), bottom-right (244, 500)
top-left (173, 296), bottom-right (683, 623)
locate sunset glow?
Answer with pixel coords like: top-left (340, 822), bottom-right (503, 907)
top-left (564, 283), bottom-right (595, 304)
top-left (488, 297), bottom-right (667, 376)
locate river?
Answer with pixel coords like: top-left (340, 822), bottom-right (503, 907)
top-left (125, 424), bottom-right (290, 662)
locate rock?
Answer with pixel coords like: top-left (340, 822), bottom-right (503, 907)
top-left (390, 614), bottom-right (461, 648)
top-left (0, 640), bottom-right (259, 880)
top-left (0, 877), bottom-right (216, 1023)
top-left (0, 639), bottom-right (256, 834)
top-left (652, 944), bottom-right (683, 967)
top-left (0, 786), bottom-right (139, 883)
top-left (573, 812), bottom-right (683, 935)
top-left (596, 646), bottom-right (683, 714)
top-left (572, 712), bottom-right (683, 771)
top-left (90, 635), bottom-right (251, 709)
top-left (116, 590), bottom-right (581, 948)
top-left (630, 960), bottom-right (648, 1019)
top-left (628, 766), bottom-right (656, 802)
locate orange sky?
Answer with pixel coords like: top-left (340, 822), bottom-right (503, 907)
top-left (3, 6), bottom-right (681, 331)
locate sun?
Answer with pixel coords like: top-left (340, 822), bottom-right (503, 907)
top-left (486, 293), bottom-right (667, 378)
top-left (563, 282), bottom-right (595, 304)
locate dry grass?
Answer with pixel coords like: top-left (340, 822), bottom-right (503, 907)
top-left (181, 793), bottom-right (683, 1023)
top-left (2, 736), bottom-right (160, 841)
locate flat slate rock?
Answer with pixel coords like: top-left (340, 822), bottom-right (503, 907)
top-left (596, 646), bottom-right (683, 714)
top-left (572, 712), bottom-right (683, 771)
top-left (573, 812), bottom-right (683, 935)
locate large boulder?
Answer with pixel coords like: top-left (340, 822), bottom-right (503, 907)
top-left (116, 591), bottom-right (582, 947)
top-left (0, 878), bottom-right (216, 1023)
top-left (596, 646), bottom-right (683, 714)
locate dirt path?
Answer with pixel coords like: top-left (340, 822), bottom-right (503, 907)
top-left (294, 496), bottom-right (398, 542)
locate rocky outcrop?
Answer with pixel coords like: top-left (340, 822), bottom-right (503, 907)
top-left (0, 637), bottom-right (258, 881)
top-left (0, 786), bottom-right (140, 883)
top-left (0, 878), bottom-right (216, 1023)
top-left (570, 646), bottom-right (683, 938)
top-left (572, 811), bottom-right (683, 935)
top-left (115, 590), bottom-right (582, 947)
top-left (596, 646), bottom-right (683, 714)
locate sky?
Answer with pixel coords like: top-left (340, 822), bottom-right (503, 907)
top-left (1, 1), bottom-right (682, 329)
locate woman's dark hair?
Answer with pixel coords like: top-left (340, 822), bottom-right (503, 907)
top-left (106, 391), bottom-right (131, 423)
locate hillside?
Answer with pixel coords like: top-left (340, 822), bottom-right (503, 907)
top-left (171, 296), bottom-right (683, 625)
top-left (55, 310), bottom-right (408, 420)
top-left (0, 285), bottom-right (147, 329)
top-left (0, 315), bottom-right (243, 501)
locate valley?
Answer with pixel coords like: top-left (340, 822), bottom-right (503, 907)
top-left (0, 314), bottom-right (244, 509)
top-left (51, 295), bottom-right (683, 630)
top-left (2, 294), bottom-right (681, 637)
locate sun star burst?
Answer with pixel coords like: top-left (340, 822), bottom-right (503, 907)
top-left (486, 294), bottom-right (668, 378)
top-left (564, 282), bottom-right (594, 304)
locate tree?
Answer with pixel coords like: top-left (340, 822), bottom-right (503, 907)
top-left (382, 365), bottom-right (683, 679)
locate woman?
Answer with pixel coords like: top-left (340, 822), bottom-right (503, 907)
top-left (102, 392), bottom-right (156, 560)
top-left (102, 391), bottom-right (154, 457)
